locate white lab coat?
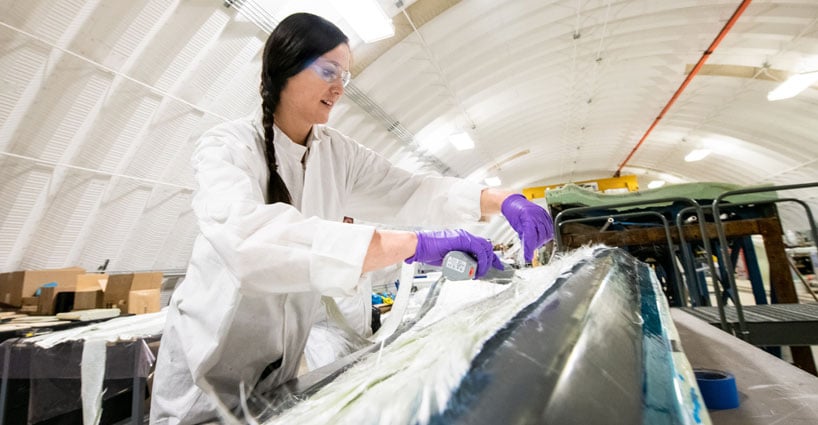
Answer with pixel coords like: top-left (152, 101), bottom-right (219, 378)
top-left (150, 114), bottom-right (484, 424)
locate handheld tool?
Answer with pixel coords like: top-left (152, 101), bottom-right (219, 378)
top-left (441, 251), bottom-right (516, 284)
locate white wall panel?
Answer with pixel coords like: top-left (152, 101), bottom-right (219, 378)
top-left (8, 56), bottom-right (112, 161)
top-left (67, 0), bottom-right (174, 71)
top-left (153, 202), bottom-right (197, 271)
top-left (0, 158), bottom-right (51, 269)
top-left (76, 180), bottom-right (151, 270)
top-left (0, 27), bottom-right (50, 152)
top-left (23, 170), bottom-right (108, 269)
top-left (115, 185), bottom-right (193, 271)
top-left (0, 0), bottom-right (88, 46)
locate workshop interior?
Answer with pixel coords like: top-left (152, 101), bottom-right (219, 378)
top-left (2, 0), bottom-right (818, 424)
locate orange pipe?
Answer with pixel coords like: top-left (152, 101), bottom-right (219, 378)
top-left (614, 0), bottom-right (753, 177)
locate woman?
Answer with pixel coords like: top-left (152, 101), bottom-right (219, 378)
top-left (150, 13), bottom-right (552, 424)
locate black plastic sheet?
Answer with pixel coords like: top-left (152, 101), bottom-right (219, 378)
top-left (0, 336), bottom-right (157, 424)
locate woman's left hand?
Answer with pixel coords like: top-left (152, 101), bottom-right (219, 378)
top-left (501, 194), bottom-right (554, 263)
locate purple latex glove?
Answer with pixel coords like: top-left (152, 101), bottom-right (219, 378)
top-left (405, 229), bottom-right (504, 278)
top-left (501, 194), bottom-right (554, 263)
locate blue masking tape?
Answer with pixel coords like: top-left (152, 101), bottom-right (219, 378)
top-left (694, 369), bottom-right (739, 410)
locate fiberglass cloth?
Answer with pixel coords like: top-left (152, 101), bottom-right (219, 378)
top-left (262, 246), bottom-right (599, 425)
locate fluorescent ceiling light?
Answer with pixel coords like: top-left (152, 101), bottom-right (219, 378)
top-left (647, 180), bottom-right (666, 189)
top-left (684, 149), bottom-right (711, 162)
top-left (448, 132), bottom-right (475, 150)
top-left (767, 70), bottom-right (818, 101)
top-left (485, 176), bottom-right (502, 187)
top-left (330, 0), bottom-right (394, 43)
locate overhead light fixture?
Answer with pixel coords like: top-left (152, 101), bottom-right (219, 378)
top-left (484, 176), bottom-right (502, 187)
top-left (330, 0), bottom-right (394, 43)
top-left (448, 132), bottom-right (475, 151)
top-left (767, 70), bottom-right (818, 101)
top-left (684, 148), bottom-right (711, 162)
top-left (647, 180), bottom-right (666, 189)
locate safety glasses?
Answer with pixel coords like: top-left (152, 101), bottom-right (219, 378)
top-left (308, 57), bottom-right (351, 87)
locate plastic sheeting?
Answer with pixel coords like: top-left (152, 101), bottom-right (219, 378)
top-left (0, 330), bottom-right (159, 423)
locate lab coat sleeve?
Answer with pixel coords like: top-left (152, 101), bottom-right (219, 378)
top-left (190, 129), bottom-right (373, 297)
top-left (341, 133), bottom-right (485, 225)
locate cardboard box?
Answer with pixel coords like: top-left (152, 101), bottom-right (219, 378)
top-left (104, 275), bottom-right (131, 310)
top-left (21, 297), bottom-right (38, 308)
top-left (0, 267), bottom-right (85, 307)
top-left (104, 272), bottom-right (163, 314)
top-left (73, 290), bottom-right (104, 310)
top-left (128, 272), bottom-right (163, 314)
top-left (20, 297), bottom-right (38, 314)
top-left (71, 273), bottom-right (108, 311)
top-left (37, 287), bottom-right (57, 315)
top-left (128, 289), bottom-right (160, 314)
top-left (76, 273), bottom-right (108, 292)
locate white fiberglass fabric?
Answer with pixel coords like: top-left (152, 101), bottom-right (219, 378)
top-left (27, 310), bottom-right (166, 349)
top-left (262, 246), bottom-right (599, 425)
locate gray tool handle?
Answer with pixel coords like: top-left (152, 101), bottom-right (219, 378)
top-left (442, 251), bottom-right (478, 280)
top-left (442, 251), bottom-right (516, 283)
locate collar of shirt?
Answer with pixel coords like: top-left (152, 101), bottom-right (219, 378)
top-left (249, 110), bottom-right (320, 161)
top-left (270, 125), bottom-right (322, 209)
top-left (273, 126), bottom-right (310, 163)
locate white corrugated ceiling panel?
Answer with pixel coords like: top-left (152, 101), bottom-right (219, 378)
top-left (0, 0), bottom-right (266, 271)
top-left (1, 0), bottom-right (818, 271)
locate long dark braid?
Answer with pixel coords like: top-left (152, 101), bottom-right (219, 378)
top-left (260, 82), bottom-right (291, 205)
top-left (259, 13), bottom-right (348, 205)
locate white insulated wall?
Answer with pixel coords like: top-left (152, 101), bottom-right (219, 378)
top-left (0, 0), bottom-right (264, 272)
top-left (0, 0), bottom-right (422, 273)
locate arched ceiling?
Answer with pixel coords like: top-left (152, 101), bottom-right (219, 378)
top-left (1, 0), bottom-right (817, 272)
top-left (342, 0), bottom-right (818, 190)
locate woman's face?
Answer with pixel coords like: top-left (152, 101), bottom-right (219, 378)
top-left (278, 43), bottom-right (351, 126)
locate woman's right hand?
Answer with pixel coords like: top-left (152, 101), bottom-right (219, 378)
top-left (405, 229), bottom-right (503, 278)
